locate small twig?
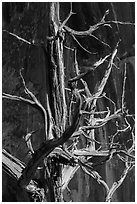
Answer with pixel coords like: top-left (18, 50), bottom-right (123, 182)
top-left (23, 129), bottom-right (39, 154)
top-left (80, 112), bottom-right (122, 131)
top-left (23, 129), bottom-right (39, 142)
top-left (74, 48), bottom-right (80, 75)
top-left (117, 154), bottom-right (128, 163)
top-left (3, 30), bottom-right (32, 45)
top-left (81, 130), bottom-right (101, 145)
top-left (116, 150), bottom-right (135, 160)
top-left (64, 45), bottom-right (75, 51)
top-left (68, 54), bottom-right (110, 83)
top-left (81, 79), bottom-right (92, 98)
top-left (2, 93), bottom-right (35, 105)
top-left (72, 34), bottom-right (97, 54)
top-left (80, 110), bottom-right (97, 115)
top-left (112, 62), bottom-right (120, 70)
top-left (103, 93), bottom-right (117, 113)
top-left (68, 93), bottom-right (74, 125)
top-left (94, 107), bottom-right (110, 115)
top-left (110, 131), bottom-right (119, 148)
top-left (121, 63), bottom-right (127, 112)
top-left (130, 126), bottom-right (135, 146)
top-left (90, 33), bottom-right (111, 48)
top-left (69, 71), bottom-right (89, 83)
top-left (117, 124), bottom-right (130, 132)
top-left (105, 20), bottom-right (135, 26)
top-left (23, 132), bottom-right (35, 154)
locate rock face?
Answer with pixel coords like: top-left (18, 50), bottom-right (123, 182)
top-left (2, 2), bottom-right (134, 202)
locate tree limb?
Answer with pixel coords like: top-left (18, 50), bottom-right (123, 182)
top-left (18, 90), bottom-right (82, 188)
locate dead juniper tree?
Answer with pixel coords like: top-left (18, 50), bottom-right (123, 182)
top-left (2, 2), bottom-right (135, 202)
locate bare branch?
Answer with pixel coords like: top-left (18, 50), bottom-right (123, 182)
top-left (59, 2), bottom-right (75, 31)
top-left (93, 42), bottom-right (118, 99)
top-left (3, 70), bottom-right (48, 140)
top-left (64, 20), bottom-right (134, 37)
top-left (63, 8), bottom-right (134, 37)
